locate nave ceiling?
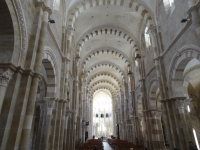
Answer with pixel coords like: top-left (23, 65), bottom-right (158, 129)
top-left (66, 0), bottom-right (156, 98)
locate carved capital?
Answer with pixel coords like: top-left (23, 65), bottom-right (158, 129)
top-left (0, 69), bottom-right (14, 87)
top-left (175, 100), bottom-right (185, 109)
top-left (44, 97), bottom-right (56, 109)
top-left (151, 111), bottom-right (162, 119)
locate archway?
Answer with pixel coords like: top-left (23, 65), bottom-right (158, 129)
top-left (92, 90), bottom-right (114, 138)
top-left (169, 46), bottom-right (200, 149)
top-left (28, 56), bottom-right (57, 150)
top-left (0, 0), bottom-right (14, 63)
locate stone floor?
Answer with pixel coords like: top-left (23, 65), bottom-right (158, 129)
top-left (103, 142), bottom-right (112, 150)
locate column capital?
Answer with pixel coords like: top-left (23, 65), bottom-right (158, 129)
top-left (0, 69), bottom-right (13, 87)
top-left (151, 110), bottom-right (162, 119)
top-left (44, 97), bottom-right (56, 109)
top-left (175, 99), bottom-right (185, 109)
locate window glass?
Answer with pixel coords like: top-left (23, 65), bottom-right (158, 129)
top-left (53, 0), bottom-right (60, 10)
top-left (144, 27), bottom-right (151, 48)
top-left (163, 0), bottom-right (175, 13)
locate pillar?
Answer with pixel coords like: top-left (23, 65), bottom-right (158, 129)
top-left (151, 111), bottom-right (165, 150)
top-left (43, 98), bottom-right (55, 150)
top-left (0, 69), bottom-right (13, 113)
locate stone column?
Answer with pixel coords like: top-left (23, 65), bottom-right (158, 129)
top-left (82, 120), bottom-right (85, 143)
top-left (43, 98), bottom-right (55, 150)
top-left (19, 0), bottom-right (51, 149)
top-left (53, 100), bottom-right (63, 149)
top-left (160, 99), bottom-right (174, 149)
top-left (67, 113), bottom-right (72, 150)
top-left (49, 100), bottom-right (59, 149)
top-left (63, 110), bottom-right (70, 150)
top-left (71, 111), bottom-right (77, 150)
top-left (59, 100), bottom-right (67, 150)
top-left (151, 111), bottom-right (165, 150)
top-left (174, 98), bottom-right (191, 149)
top-left (148, 25), bottom-right (173, 149)
top-left (0, 69), bottom-right (13, 113)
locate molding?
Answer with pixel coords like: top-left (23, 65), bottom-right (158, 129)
top-left (12, 0), bottom-right (28, 67)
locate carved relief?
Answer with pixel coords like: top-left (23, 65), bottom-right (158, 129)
top-left (0, 69), bottom-right (14, 87)
top-left (151, 111), bottom-right (162, 119)
top-left (175, 100), bottom-right (185, 109)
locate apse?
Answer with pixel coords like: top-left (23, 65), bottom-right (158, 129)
top-left (92, 90), bottom-right (113, 138)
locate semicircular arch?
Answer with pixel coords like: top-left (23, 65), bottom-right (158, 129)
top-left (88, 72), bottom-right (121, 86)
top-left (89, 79), bottom-right (119, 92)
top-left (82, 47), bottom-right (131, 66)
top-left (67, 0), bottom-right (153, 28)
top-left (86, 61), bottom-right (125, 79)
top-left (76, 27), bottom-right (138, 56)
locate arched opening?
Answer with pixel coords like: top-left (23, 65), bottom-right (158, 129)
top-left (170, 49), bottom-right (200, 148)
top-left (148, 80), bottom-right (169, 149)
top-left (41, 59), bottom-right (56, 98)
top-left (93, 91), bottom-right (113, 138)
top-left (0, 0), bottom-right (14, 63)
top-left (28, 58), bottom-right (57, 150)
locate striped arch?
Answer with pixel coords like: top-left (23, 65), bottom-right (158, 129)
top-left (76, 27), bottom-right (138, 55)
top-left (88, 72), bottom-right (121, 86)
top-left (182, 64), bottom-right (200, 98)
top-left (90, 86), bottom-right (119, 97)
top-left (67, 0), bottom-right (153, 28)
top-left (147, 78), bottom-right (159, 110)
top-left (88, 80), bottom-right (118, 92)
top-left (82, 47), bottom-right (131, 66)
top-left (86, 62), bottom-right (125, 78)
top-left (168, 45), bottom-right (200, 98)
top-left (43, 47), bottom-right (60, 98)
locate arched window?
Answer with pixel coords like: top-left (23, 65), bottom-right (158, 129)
top-left (144, 27), bottom-right (151, 48)
top-left (53, 0), bottom-right (60, 10)
top-left (163, 0), bottom-right (175, 13)
top-left (106, 113), bottom-right (109, 117)
top-left (96, 114), bottom-right (98, 117)
top-left (101, 114), bottom-right (104, 118)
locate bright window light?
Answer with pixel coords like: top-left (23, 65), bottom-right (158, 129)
top-left (145, 27), bottom-right (151, 48)
top-left (53, 0), bottom-right (60, 10)
top-left (169, 0), bottom-right (174, 7)
top-left (193, 128), bottom-right (200, 150)
top-left (187, 105), bottom-right (191, 112)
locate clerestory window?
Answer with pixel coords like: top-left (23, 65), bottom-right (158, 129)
top-left (144, 27), bottom-right (151, 48)
top-left (53, 0), bottom-right (60, 10)
top-left (163, 0), bottom-right (175, 14)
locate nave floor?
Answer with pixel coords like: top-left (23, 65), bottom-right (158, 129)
top-left (103, 142), bottom-right (112, 150)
